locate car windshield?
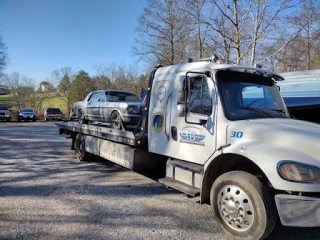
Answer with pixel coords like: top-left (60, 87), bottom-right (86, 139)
top-left (217, 70), bottom-right (290, 121)
top-left (20, 108), bottom-right (34, 113)
top-left (0, 106), bottom-right (9, 110)
top-left (106, 92), bottom-right (141, 102)
top-left (47, 108), bottom-right (62, 113)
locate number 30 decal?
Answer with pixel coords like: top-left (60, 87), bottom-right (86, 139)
top-left (230, 131), bottom-right (243, 138)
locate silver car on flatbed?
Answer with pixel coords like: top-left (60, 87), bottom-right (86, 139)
top-left (78, 90), bottom-right (145, 129)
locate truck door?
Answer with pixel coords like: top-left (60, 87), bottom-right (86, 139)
top-left (148, 70), bottom-right (217, 165)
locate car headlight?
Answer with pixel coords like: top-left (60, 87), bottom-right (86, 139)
top-left (278, 161), bottom-right (320, 182)
top-left (127, 106), bottom-right (134, 113)
top-left (6, 112), bottom-right (10, 115)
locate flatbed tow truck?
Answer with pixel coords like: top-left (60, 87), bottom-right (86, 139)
top-left (57, 57), bottom-right (320, 240)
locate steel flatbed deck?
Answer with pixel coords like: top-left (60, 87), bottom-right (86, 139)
top-left (55, 121), bottom-right (148, 147)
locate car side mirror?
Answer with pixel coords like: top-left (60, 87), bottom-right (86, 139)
top-left (9, 109), bottom-right (12, 112)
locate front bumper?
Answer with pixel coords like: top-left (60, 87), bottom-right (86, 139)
top-left (46, 114), bottom-right (63, 120)
top-left (0, 115), bottom-right (11, 120)
top-left (122, 114), bottom-right (141, 124)
top-left (275, 194), bottom-right (320, 227)
top-left (19, 115), bottom-right (36, 120)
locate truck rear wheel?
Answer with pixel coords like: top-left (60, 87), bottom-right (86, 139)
top-left (210, 171), bottom-right (276, 240)
top-left (75, 133), bottom-right (89, 161)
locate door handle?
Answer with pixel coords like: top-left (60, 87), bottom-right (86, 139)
top-left (171, 126), bottom-right (177, 141)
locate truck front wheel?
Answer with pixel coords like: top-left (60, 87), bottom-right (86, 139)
top-left (210, 171), bottom-right (276, 240)
top-left (75, 133), bottom-right (89, 161)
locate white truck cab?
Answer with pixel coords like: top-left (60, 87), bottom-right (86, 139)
top-left (149, 61), bottom-right (320, 239)
top-left (57, 59), bottom-right (320, 240)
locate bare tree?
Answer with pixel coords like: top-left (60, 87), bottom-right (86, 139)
top-left (0, 34), bottom-right (8, 77)
top-left (133, 0), bottom-right (191, 66)
top-left (92, 63), bottom-right (113, 90)
top-left (2, 72), bottom-right (46, 111)
top-left (288, 0), bottom-right (320, 70)
top-left (51, 67), bottom-right (75, 111)
top-left (93, 63), bottom-right (141, 95)
top-left (201, 0), bottom-right (299, 66)
top-left (180, 0), bottom-right (210, 59)
top-left (51, 67), bottom-right (74, 87)
top-left (268, 0), bottom-right (320, 72)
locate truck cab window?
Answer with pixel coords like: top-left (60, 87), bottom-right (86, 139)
top-left (189, 77), bottom-right (212, 115)
top-left (217, 70), bottom-right (289, 120)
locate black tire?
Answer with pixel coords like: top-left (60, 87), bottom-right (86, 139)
top-left (78, 109), bottom-right (88, 124)
top-left (17, 117), bottom-right (21, 122)
top-left (74, 133), bottom-right (89, 161)
top-left (210, 171), bottom-right (276, 240)
top-left (6, 118), bottom-right (11, 122)
top-left (45, 116), bottom-right (48, 121)
top-left (111, 111), bottom-right (123, 130)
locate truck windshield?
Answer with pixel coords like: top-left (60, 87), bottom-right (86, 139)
top-left (217, 70), bottom-right (290, 120)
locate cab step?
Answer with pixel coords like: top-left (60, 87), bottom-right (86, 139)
top-left (159, 177), bottom-right (200, 197)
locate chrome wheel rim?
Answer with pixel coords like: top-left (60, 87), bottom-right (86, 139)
top-left (217, 185), bottom-right (254, 231)
top-left (111, 114), bottom-right (120, 129)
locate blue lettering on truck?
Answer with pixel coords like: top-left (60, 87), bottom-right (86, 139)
top-left (230, 131), bottom-right (244, 138)
top-left (180, 133), bottom-right (205, 146)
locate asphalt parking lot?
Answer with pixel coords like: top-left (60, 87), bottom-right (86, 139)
top-left (0, 122), bottom-right (319, 240)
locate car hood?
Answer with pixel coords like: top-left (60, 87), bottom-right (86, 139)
top-left (227, 118), bottom-right (320, 158)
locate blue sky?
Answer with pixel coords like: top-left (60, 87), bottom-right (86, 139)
top-left (0, 0), bottom-right (147, 84)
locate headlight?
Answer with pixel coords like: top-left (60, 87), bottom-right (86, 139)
top-left (5, 112), bottom-right (10, 115)
top-left (278, 162), bottom-right (320, 182)
top-left (127, 106), bottom-right (134, 113)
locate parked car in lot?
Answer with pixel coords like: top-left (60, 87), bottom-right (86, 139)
top-left (0, 105), bottom-right (11, 122)
top-left (44, 108), bottom-right (63, 121)
top-left (78, 90), bottom-right (145, 129)
top-left (17, 108), bottom-right (37, 122)
top-left (69, 101), bottom-right (82, 121)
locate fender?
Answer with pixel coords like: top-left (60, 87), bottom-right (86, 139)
top-left (221, 141), bottom-right (320, 192)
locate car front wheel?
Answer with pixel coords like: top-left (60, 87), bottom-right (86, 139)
top-left (111, 111), bottom-right (123, 130)
top-left (78, 109), bottom-right (88, 124)
top-left (210, 171), bottom-right (276, 240)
